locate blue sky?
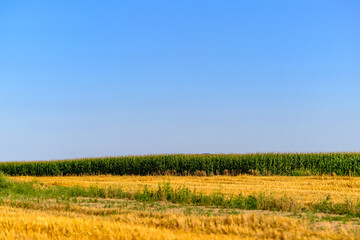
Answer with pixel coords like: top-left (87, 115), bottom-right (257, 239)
top-left (1, 1), bottom-right (360, 161)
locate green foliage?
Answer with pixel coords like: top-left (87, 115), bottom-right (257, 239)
top-left (0, 172), bottom-right (12, 188)
top-left (0, 153), bottom-right (359, 176)
top-left (290, 169), bottom-right (313, 176)
top-left (0, 172), bottom-right (12, 190)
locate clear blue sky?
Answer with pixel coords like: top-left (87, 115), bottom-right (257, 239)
top-left (1, 1), bottom-right (360, 161)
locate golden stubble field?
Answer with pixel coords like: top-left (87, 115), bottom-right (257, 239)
top-left (12, 175), bottom-right (360, 203)
top-left (0, 204), bottom-right (357, 240)
top-left (4, 174), bottom-right (360, 239)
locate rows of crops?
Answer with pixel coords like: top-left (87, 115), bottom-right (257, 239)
top-left (1, 153), bottom-right (360, 176)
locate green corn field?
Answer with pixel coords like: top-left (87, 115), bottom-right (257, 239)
top-left (0, 153), bottom-right (359, 176)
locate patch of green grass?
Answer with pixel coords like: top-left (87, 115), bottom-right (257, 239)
top-left (319, 215), bottom-right (360, 224)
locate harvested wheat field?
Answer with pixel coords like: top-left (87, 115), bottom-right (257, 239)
top-left (0, 173), bottom-right (358, 239)
top-left (2, 154), bottom-right (360, 239)
top-left (0, 204), bottom-right (357, 240)
top-left (12, 175), bottom-right (360, 203)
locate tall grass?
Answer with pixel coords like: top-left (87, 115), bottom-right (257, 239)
top-left (1, 153), bottom-right (360, 176)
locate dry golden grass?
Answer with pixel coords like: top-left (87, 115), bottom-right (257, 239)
top-left (12, 175), bottom-right (360, 203)
top-left (4, 174), bottom-right (360, 239)
top-left (0, 205), bottom-right (357, 240)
